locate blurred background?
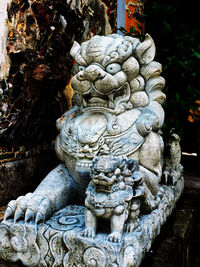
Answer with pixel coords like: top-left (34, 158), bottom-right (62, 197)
top-left (145, 0), bottom-right (200, 177)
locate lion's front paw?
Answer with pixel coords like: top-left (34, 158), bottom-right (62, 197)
top-left (108, 231), bottom-right (122, 243)
top-left (4, 193), bottom-right (52, 225)
top-left (81, 227), bottom-right (96, 239)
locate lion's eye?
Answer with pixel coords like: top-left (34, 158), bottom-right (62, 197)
top-left (78, 66), bottom-right (86, 72)
top-left (106, 63), bottom-right (121, 75)
top-left (72, 64), bottom-right (79, 75)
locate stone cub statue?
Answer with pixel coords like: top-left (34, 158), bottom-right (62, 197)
top-left (82, 156), bottom-right (143, 242)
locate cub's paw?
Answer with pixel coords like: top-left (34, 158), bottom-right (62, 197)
top-left (81, 227), bottom-right (96, 239)
top-left (4, 193), bottom-right (52, 225)
top-left (124, 220), bottom-right (139, 233)
top-left (162, 169), bottom-right (180, 185)
top-left (108, 231), bottom-right (122, 243)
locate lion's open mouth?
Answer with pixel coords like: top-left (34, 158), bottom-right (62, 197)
top-left (81, 83), bottom-right (130, 113)
top-left (76, 160), bottom-right (93, 168)
top-left (84, 95), bottom-right (109, 108)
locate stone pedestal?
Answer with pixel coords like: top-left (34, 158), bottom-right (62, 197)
top-left (0, 178), bottom-right (183, 267)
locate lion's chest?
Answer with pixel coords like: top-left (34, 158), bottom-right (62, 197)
top-left (59, 109), bottom-right (144, 193)
top-left (69, 112), bottom-right (107, 146)
top-left (62, 110), bottom-right (144, 161)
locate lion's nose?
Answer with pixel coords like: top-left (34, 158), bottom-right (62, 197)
top-left (84, 65), bottom-right (106, 81)
top-left (79, 144), bottom-right (91, 153)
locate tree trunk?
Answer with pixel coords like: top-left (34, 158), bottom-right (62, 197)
top-left (125, 0), bottom-right (145, 36)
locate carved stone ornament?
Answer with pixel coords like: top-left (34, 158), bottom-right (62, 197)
top-left (82, 157), bottom-right (143, 242)
top-left (0, 34), bottom-right (184, 267)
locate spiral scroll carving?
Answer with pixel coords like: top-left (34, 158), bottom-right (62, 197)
top-left (83, 247), bottom-right (107, 267)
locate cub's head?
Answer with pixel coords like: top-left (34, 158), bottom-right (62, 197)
top-left (90, 156), bottom-right (139, 193)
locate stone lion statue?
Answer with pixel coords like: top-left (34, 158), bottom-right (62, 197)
top-left (4, 33), bottom-right (166, 225)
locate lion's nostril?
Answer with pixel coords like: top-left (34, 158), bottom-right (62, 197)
top-left (78, 73), bottom-right (85, 80)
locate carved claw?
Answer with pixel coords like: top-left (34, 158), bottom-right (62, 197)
top-left (4, 200), bottom-right (17, 220)
top-left (162, 171), bottom-right (169, 184)
top-left (4, 206), bottom-right (14, 220)
top-left (162, 169), bottom-right (178, 185)
top-left (134, 188), bottom-right (143, 198)
top-left (108, 231), bottom-right (122, 243)
top-left (81, 228), bottom-right (96, 239)
top-left (4, 194), bottom-right (32, 221)
top-left (8, 199), bottom-right (17, 209)
top-left (158, 187), bottom-right (164, 195)
top-left (35, 211), bottom-right (45, 225)
top-left (3, 193), bottom-right (52, 226)
top-left (25, 208), bottom-right (35, 223)
top-left (14, 207), bottom-right (24, 223)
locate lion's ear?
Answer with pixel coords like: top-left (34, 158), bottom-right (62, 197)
top-left (70, 41), bottom-right (81, 59)
top-left (135, 34), bottom-right (156, 65)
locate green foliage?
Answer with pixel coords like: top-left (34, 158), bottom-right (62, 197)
top-left (118, 25), bottom-right (144, 40)
top-left (145, 0), bottom-right (200, 138)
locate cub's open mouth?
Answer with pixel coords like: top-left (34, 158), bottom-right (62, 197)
top-left (95, 184), bottom-right (112, 193)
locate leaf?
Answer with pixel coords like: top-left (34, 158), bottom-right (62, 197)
top-left (191, 48), bottom-right (200, 59)
top-left (175, 93), bottom-right (180, 102)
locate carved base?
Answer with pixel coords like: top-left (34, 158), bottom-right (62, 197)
top-left (0, 177), bottom-right (184, 267)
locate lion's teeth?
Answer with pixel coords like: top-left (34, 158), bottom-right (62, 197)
top-left (108, 93), bottom-right (114, 101)
top-left (77, 161), bottom-right (92, 167)
top-left (108, 101), bottom-right (114, 109)
top-left (83, 98), bottom-right (87, 107)
top-left (87, 103), bottom-right (107, 107)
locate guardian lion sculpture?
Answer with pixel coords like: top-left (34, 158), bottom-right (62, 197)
top-left (5, 33), bottom-right (166, 224)
top-left (1, 34), bottom-right (184, 267)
